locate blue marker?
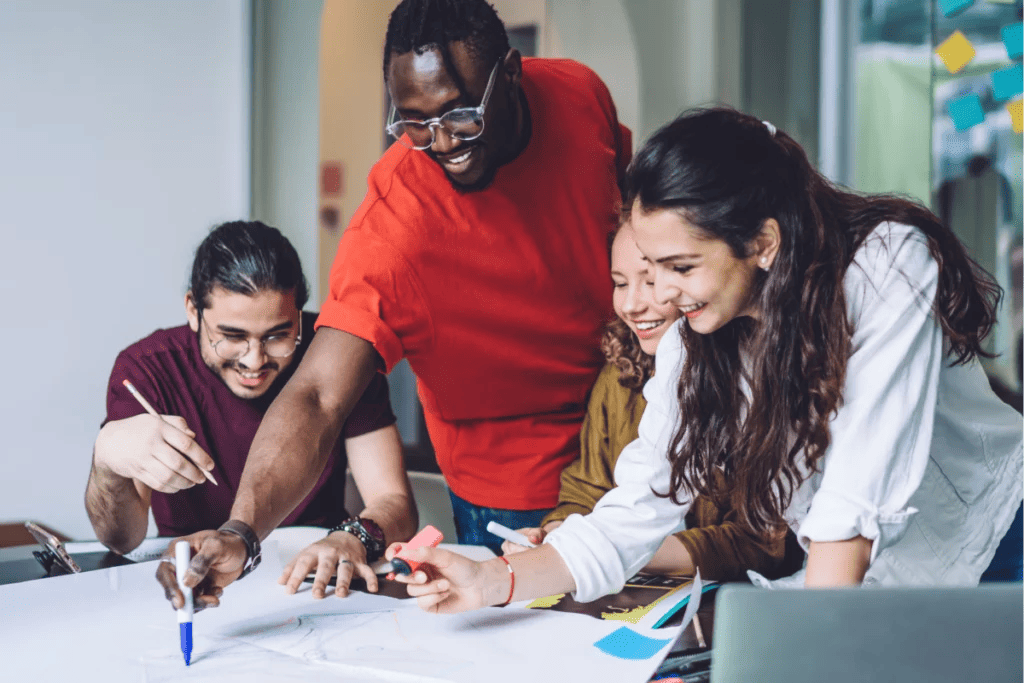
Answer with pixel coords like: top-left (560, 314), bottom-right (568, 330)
top-left (174, 540), bottom-right (194, 665)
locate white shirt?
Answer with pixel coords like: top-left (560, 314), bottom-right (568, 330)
top-left (547, 222), bottom-right (1023, 601)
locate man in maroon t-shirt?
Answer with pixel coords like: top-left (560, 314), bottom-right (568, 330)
top-left (86, 221), bottom-right (418, 598)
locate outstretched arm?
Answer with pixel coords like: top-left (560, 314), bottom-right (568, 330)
top-left (230, 327), bottom-right (381, 537)
top-left (157, 327), bottom-right (381, 610)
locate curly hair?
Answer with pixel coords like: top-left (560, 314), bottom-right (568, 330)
top-left (601, 317), bottom-right (654, 392)
top-left (625, 107), bottom-right (1001, 536)
top-left (601, 223), bottom-right (656, 392)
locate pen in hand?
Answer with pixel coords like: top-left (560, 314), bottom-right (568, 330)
top-left (122, 379), bottom-right (218, 485)
top-left (175, 540), bottom-right (194, 666)
top-left (486, 521), bottom-right (537, 549)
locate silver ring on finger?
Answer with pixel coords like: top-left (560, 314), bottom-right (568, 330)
top-left (339, 559), bottom-right (353, 565)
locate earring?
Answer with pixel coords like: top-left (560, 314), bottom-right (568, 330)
top-left (760, 256), bottom-right (769, 271)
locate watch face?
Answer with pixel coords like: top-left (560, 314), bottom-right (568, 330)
top-left (359, 518), bottom-right (385, 543)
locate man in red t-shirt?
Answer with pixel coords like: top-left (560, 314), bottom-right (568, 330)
top-left (88, 221), bottom-right (417, 599)
top-left (158, 0), bottom-right (629, 608)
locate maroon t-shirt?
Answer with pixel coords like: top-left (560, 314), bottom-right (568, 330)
top-left (103, 311), bottom-right (396, 537)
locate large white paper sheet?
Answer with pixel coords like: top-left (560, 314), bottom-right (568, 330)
top-left (1, 528), bottom-right (678, 682)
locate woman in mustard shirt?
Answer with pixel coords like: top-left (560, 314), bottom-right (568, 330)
top-left (504, 226), bottom-right (804, 582)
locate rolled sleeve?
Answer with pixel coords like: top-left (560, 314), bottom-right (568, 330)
top-left (315, 227), bottom-right (432, 373)
top-left (546, 322), bottom-right (690, 602)
top-left (798, 224), bottom-right (941, 563)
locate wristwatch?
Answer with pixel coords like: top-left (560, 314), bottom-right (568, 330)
top-left (218, 519), bottom-right (262, 579)
top-left (329, 517), bottom-right (386, 563)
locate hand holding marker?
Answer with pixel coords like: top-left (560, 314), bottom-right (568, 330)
top-left (486, 521), bottom-right (537, 549)
top-left (386, 525), bottom-right (445, 579)
top-left (175, 540), bottom-right (194, 666)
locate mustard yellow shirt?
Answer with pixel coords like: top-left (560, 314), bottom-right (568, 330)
top-left (542, 363), bottom-right (804, 582)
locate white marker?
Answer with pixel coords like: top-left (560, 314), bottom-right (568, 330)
top-left (175, 540), bottom-right (194, 665)
top-left (486, 521), bottom-right (537, 549)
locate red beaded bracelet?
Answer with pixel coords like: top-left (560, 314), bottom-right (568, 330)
top-left (498, 555), bottom-right (515, 606)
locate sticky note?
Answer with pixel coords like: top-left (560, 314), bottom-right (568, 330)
top-left (938, 0), bottom-right (974, 16)
top-left (1003, 23), bottom-right (1023, 60)
top-left (594, 626), bottom-right (673, 660)
top-left (936, 30), bottom-right (976, 73)
top-left (948, 94), bottom-right (986, 131)
top-left (992, 64), bottom-right (1023, 101)
top-left (1008, 99), bottom-right (1023, 134)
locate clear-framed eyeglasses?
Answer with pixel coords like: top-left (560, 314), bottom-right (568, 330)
top-left (200, 312), bottom-right (302, 361)
top-left (385, 60), bottom-right (502, 150)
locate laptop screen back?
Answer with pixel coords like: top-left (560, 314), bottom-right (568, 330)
top-left (711, 584), bottom-right (1023, 683)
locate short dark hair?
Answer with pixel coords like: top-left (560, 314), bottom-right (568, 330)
top-left (188, 220), bottom-right (309, 312)
top-left (383, 0), bottom-right (510, 90)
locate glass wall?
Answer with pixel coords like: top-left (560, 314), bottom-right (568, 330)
top-left (844, 0), bottom-right (1022, 393)
top-left (930, 0), bottom-right (1022, 390)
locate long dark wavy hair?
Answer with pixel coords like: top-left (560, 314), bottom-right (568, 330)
top-left (625, 108), bottom-right (1001, 536)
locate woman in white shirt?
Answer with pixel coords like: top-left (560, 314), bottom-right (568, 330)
top-left (387, 108), bottom-right (1023, 611)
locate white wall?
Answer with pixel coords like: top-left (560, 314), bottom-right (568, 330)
top-left (548, 0), bottom-right (641, 140)
top-left (0, 0), bottom-right (251, 539)
top-left (621, 0), bottom-right (743, 143)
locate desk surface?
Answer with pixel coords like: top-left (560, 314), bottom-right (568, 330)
top-left (0, 528), bottom-right (692, 683)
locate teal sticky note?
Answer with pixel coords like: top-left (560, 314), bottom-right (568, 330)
top-left (948, 94), bottom-right (985, 130)
top-left (938, 0), bottom-right (974, 16)
top-left (594, 626), bottom-right (673, 660)
top-left (992, 64), bottom-right (1023, 101)
top-left (1003, 23), bottom-right (1023, 60)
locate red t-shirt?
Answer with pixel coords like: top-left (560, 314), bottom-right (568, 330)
top-left (317, 59), bottom-right (631, 509)
top-left (103, 311), bottom-right (396, 536)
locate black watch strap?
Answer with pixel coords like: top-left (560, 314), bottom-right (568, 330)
top-left (218, 519), bottom-right (262, 579)
top-left (329, 517), bottom-right (386, 563)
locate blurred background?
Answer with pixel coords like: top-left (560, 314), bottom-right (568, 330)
top-left (1, 0), bottom-right (1020, 540)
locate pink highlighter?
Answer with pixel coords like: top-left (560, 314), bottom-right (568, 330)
top-left (389, 525), bottom-right (444, 576)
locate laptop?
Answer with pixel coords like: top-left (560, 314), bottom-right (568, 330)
top-left (711, 584), bottom-right (1023, 683)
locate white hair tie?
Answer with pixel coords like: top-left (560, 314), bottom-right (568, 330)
top-left (762, 120), bottom-right (777, 137)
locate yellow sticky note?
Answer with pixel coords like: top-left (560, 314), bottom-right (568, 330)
top-left (1008, 99), bottom-right (1023, 134)
top-left (935, 30), bottom-right (976, 73)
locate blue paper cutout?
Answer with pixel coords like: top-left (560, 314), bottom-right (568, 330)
top-left (594, 626), bottom-right (673, 660)
top-left (938, 0), bottom-right (974, 17)
top-left (1003, 22), bottom-right (1023, 60)
top-left (651, 583), bottom-right (721, 629)
top-left (948, 94), bottom-right (986, 130)
top-left (992, 64), bottom-right (1023, 101)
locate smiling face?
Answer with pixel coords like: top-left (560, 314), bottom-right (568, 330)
top-left (386, 42), bottom-right (521, 191)
top-left (610, 228), bottom-right (682, 355)
top-left (185, 286), bottom-right (301, 400)
top-left (629, 203), bottom-right (779, 335)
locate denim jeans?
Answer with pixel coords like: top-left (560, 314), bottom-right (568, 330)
top-left (980, 503), bottom-right (1023, 582)
top-left (448, 490), bottom-right (553, 555)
